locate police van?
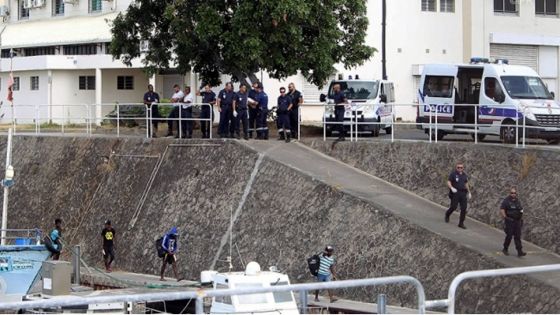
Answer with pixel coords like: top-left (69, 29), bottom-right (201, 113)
top-left (417, 58), bottom-right (560, 143)
top-left (320, 78), bottom-right (395, 137)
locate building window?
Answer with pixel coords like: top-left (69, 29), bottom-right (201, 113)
top-left (13, 77), bottom-right (20, 91)
top-left (53, 0), bottom-right (64, 15)
top-left (117, 76), bottom-right (134, 90)
top-left (421, 0), bottom-right (436, 11)
top-left (536, 0), bottom-right (558, 15)
top-left (79, 76), bottom-right (96, 90)
top-left (63, 44), bottom-right (97, 55)
top-left (24, 46), bottom-right (56, 56)
top-left (19, 0), bottom-right (29, 19)
top-left (440, 0), bottom-right (455, 12)
top-left (90, 0), bottom-right (101, 13)
top-left (494, 0), bottom-right (518, 13)
top-left (30, 76), bottom-right (39, 91)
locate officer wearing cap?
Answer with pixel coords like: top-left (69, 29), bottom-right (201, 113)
top-left (277, 87), bottom-right (293, 142)
top-left (198, 84), bottom-right (216, 139)
top-left (445, 162), bottom-right (472, 229)
top-left (217, 82), bottom-right (235, 138)
top-left (101, 220), bottom-right (116, 272)
top-left (288, 83), bottom-right (303, 139)
top-left (314, 245), bottom-right (338, 303)
top-left (500, 188), bottom-right (527, 257)
top-left (233, 84), bottom-right (250, 140)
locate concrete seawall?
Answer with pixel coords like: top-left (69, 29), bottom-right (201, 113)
top-left (1, 136), bottom-right (559, 313)
top-left (305, 140), bottom-right (560, 256)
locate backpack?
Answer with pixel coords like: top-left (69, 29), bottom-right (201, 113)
top-left (155, 237), bottom-right (165, 258)
top-left (307, 254), bottom-right (321, 276)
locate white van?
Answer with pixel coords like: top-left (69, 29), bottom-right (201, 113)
top-left (320, 79), bottom-right (395, 137)
top-left (417, 58), bottom-right (560, 143)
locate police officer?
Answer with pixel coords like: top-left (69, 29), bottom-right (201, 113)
top-left (167, 84), bottom-right (185, 138)
top-left (288, 83), bottom-right (303, 139)
top-left (143, 84), bottom-right (160, 138)
top-left (198, 84), bottom-right (216, 139)
top-left (217, 82), bottom-right (235, 138)
top-left (445, 162), bottom-right (472, 229)
top-left (233, 84), bottom-right (249, 140)
top-left (332, 84), bottom-right (347, 141)
top-left (254, 83), bottom-right (269, 140)
top-left (277, 87), bottom-right (293, 142)
top-left (500, 188), bottom-right (527, 257)
top-left (248, 82), bottom-right (259, 139)
top-left (181, 86), bottom-right (194, 138)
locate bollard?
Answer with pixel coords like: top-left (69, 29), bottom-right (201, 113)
top-left (195, 296), bottom-right (204, 314)
top-left (72, 245), bottom-right (81, 285)
top-left (377, 293), bottom-right (387, 314)
top-left (299, 290), bottom-right (308, 314)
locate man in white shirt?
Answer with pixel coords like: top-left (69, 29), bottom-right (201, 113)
top-left (167, 84), bottom-right (185, 138)
top-left (182, 86), bottom-right (194, 138)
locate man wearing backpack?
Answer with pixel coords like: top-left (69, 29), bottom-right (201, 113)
top-left (160, 227), bottom-right (182, 281)
top-left (44, 218), bottom-right (63, 260)
top-left (314, 245), bottom-right (338, 303)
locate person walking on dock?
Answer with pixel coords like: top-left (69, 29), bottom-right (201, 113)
top-left (45, 218), bottom-right (63, 260)
top-left (445, 162), bottom-right (472, 229)
top-left (160, 227), bottom-right (182, 281)
top-left (314, 245), bottom-right (338, 303)
top-left (101, 220), bottom-right (116, 272)
top-left (500, 188), bottom-right (527, 257)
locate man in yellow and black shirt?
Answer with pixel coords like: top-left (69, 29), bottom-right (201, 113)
top-left (101, 220), bottom-right (116, 272)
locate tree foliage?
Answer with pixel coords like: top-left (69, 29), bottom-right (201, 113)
top-left (110, 0), bottom-right (375, 87)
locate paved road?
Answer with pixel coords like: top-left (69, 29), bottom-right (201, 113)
top-left (241, 140), bottom-right (560, 291)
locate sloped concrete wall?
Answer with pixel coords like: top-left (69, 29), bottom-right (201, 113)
top-left (1, 136), bottom-right (559, 313)
top-left (305, 140), bottom-right (560, 256)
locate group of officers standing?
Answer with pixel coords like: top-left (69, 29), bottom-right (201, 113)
top-left (143, 82), bottom-right (303, 141)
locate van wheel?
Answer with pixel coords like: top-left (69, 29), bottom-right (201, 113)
top-left (471, 133), bottom-right (486, 142)
top-left (430, 130), bottom-right (445, 141)
top-left (325, 129), bottom-right (332, 137)
top-left (501, 123), bottom-right (517, 144)
top-left (371, 118), bottom-right (381, 137)
top-left (385, 126), bottom-right (392, 134)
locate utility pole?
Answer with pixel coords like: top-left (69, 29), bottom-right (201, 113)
top-left (381, 0), bottom-right (387, 80)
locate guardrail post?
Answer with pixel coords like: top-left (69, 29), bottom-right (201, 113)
top-left (428, 105), bottom-right (432, 143)
top-left (522, 110), bottom-right (526, 148)
top-left (72, 245), bottom-right (81, 285)
top-left (435, 107), bottom-right (438, 143)
top-left (35, 105), bottom-right (39, 135)
top-left (146, 105), bottom-right (150, 139)
top-left (391, 103), bottom-right (395, 143)
top-left (298, 106), bottom-right (301, 142)
top-left (377, 293), bottom-right (387, 314)
top-left (210, 104), bottom-right (213, 139)
top-left (474, 104), bottom-right (478, 144)
top-left (323, 106), bottom-right (326, 142)
top-left (62, 105), bottom-right (66, 135)
top-left (116, 103), bottom-right (120, 137)
top-left (195, 296), bottom-right (204, 314)
top-left (299, 290), bottom-right (308, 314)
top-left (515, 110), bottom-right (519, 148)
top-left (179, 106), bottom-right (182, 139)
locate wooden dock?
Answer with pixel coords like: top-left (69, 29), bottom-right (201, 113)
top-left (306, 295), bottom-right (440, 314)
top-left (80, 270), bottom-right (199, 290)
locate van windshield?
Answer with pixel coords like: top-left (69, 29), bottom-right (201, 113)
top-left (501, 76), bottom-right (554, 100)
top-left (328, 81), bottom-right (379, 100)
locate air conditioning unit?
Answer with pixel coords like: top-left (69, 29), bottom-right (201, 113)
top-left (0, 6), bottom-right (9, 16)
top-left (22, 0), bottom-right (33, 9)
top-left (33, 0), bottom-right (45, 8)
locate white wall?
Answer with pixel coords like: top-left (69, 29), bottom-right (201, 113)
top-left (100, 68), bottom-right (150, 104)
top-left (0, 70), bottom-right (49, 124)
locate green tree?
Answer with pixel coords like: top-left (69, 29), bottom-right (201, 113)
top-left (110, 0), bottom-right (375, 87)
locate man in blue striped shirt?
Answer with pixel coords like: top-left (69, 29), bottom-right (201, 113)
top-left (314, 245), bottom-right (338, 303)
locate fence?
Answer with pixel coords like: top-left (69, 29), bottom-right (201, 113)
top-left (1, 102), bottom-right (560, 148)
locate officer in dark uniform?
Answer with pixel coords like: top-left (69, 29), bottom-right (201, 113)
top-left (255, 83), bottom-right (269, 140)
top-left (233, 84), bottom-right (249, 140)
top-left (198, 84), bottom-right (216, 139)
top-left (143, 84), bottom-right (160, 138)
top-left (288, 83), bottom-right (303, 139)
top-left (445, 162), bottom-right (472, 229)
top-left (500, 188), bottom-right (526, 257)
top-left (217, 82), bottom-right (235, 138)
top-left (332, 84), bottom-right (348, 141)
top-left (181, 86), bottom-right (194, 138)
top-left (277, 87), bottom-right (293, 142)
top-left (248, 82), bottom-right (259, 139)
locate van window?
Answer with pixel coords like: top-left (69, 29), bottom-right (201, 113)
top-left (484, 77), bottom-right (504, 101)
top-left (501, 76), bottom-right (553, 100)
top-left (423, 76), bottom-right (454, 98)
top-left (328, 81), bottom-right (379, 100)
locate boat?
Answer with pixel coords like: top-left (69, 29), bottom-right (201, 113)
top-left (0, 129), bottom-right (51, 302)
top-left (206, 261), bottom-right (299, 314)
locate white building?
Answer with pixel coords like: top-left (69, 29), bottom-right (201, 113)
top-left (0, 0), bottom-right (559, 123)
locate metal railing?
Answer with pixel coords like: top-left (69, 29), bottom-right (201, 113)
top-left (0, 228), bottom-right (42, 245)
top-left (298, 102), bottom-right (560, 148)
top-left (0, 275), bottom-right (427, 314)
